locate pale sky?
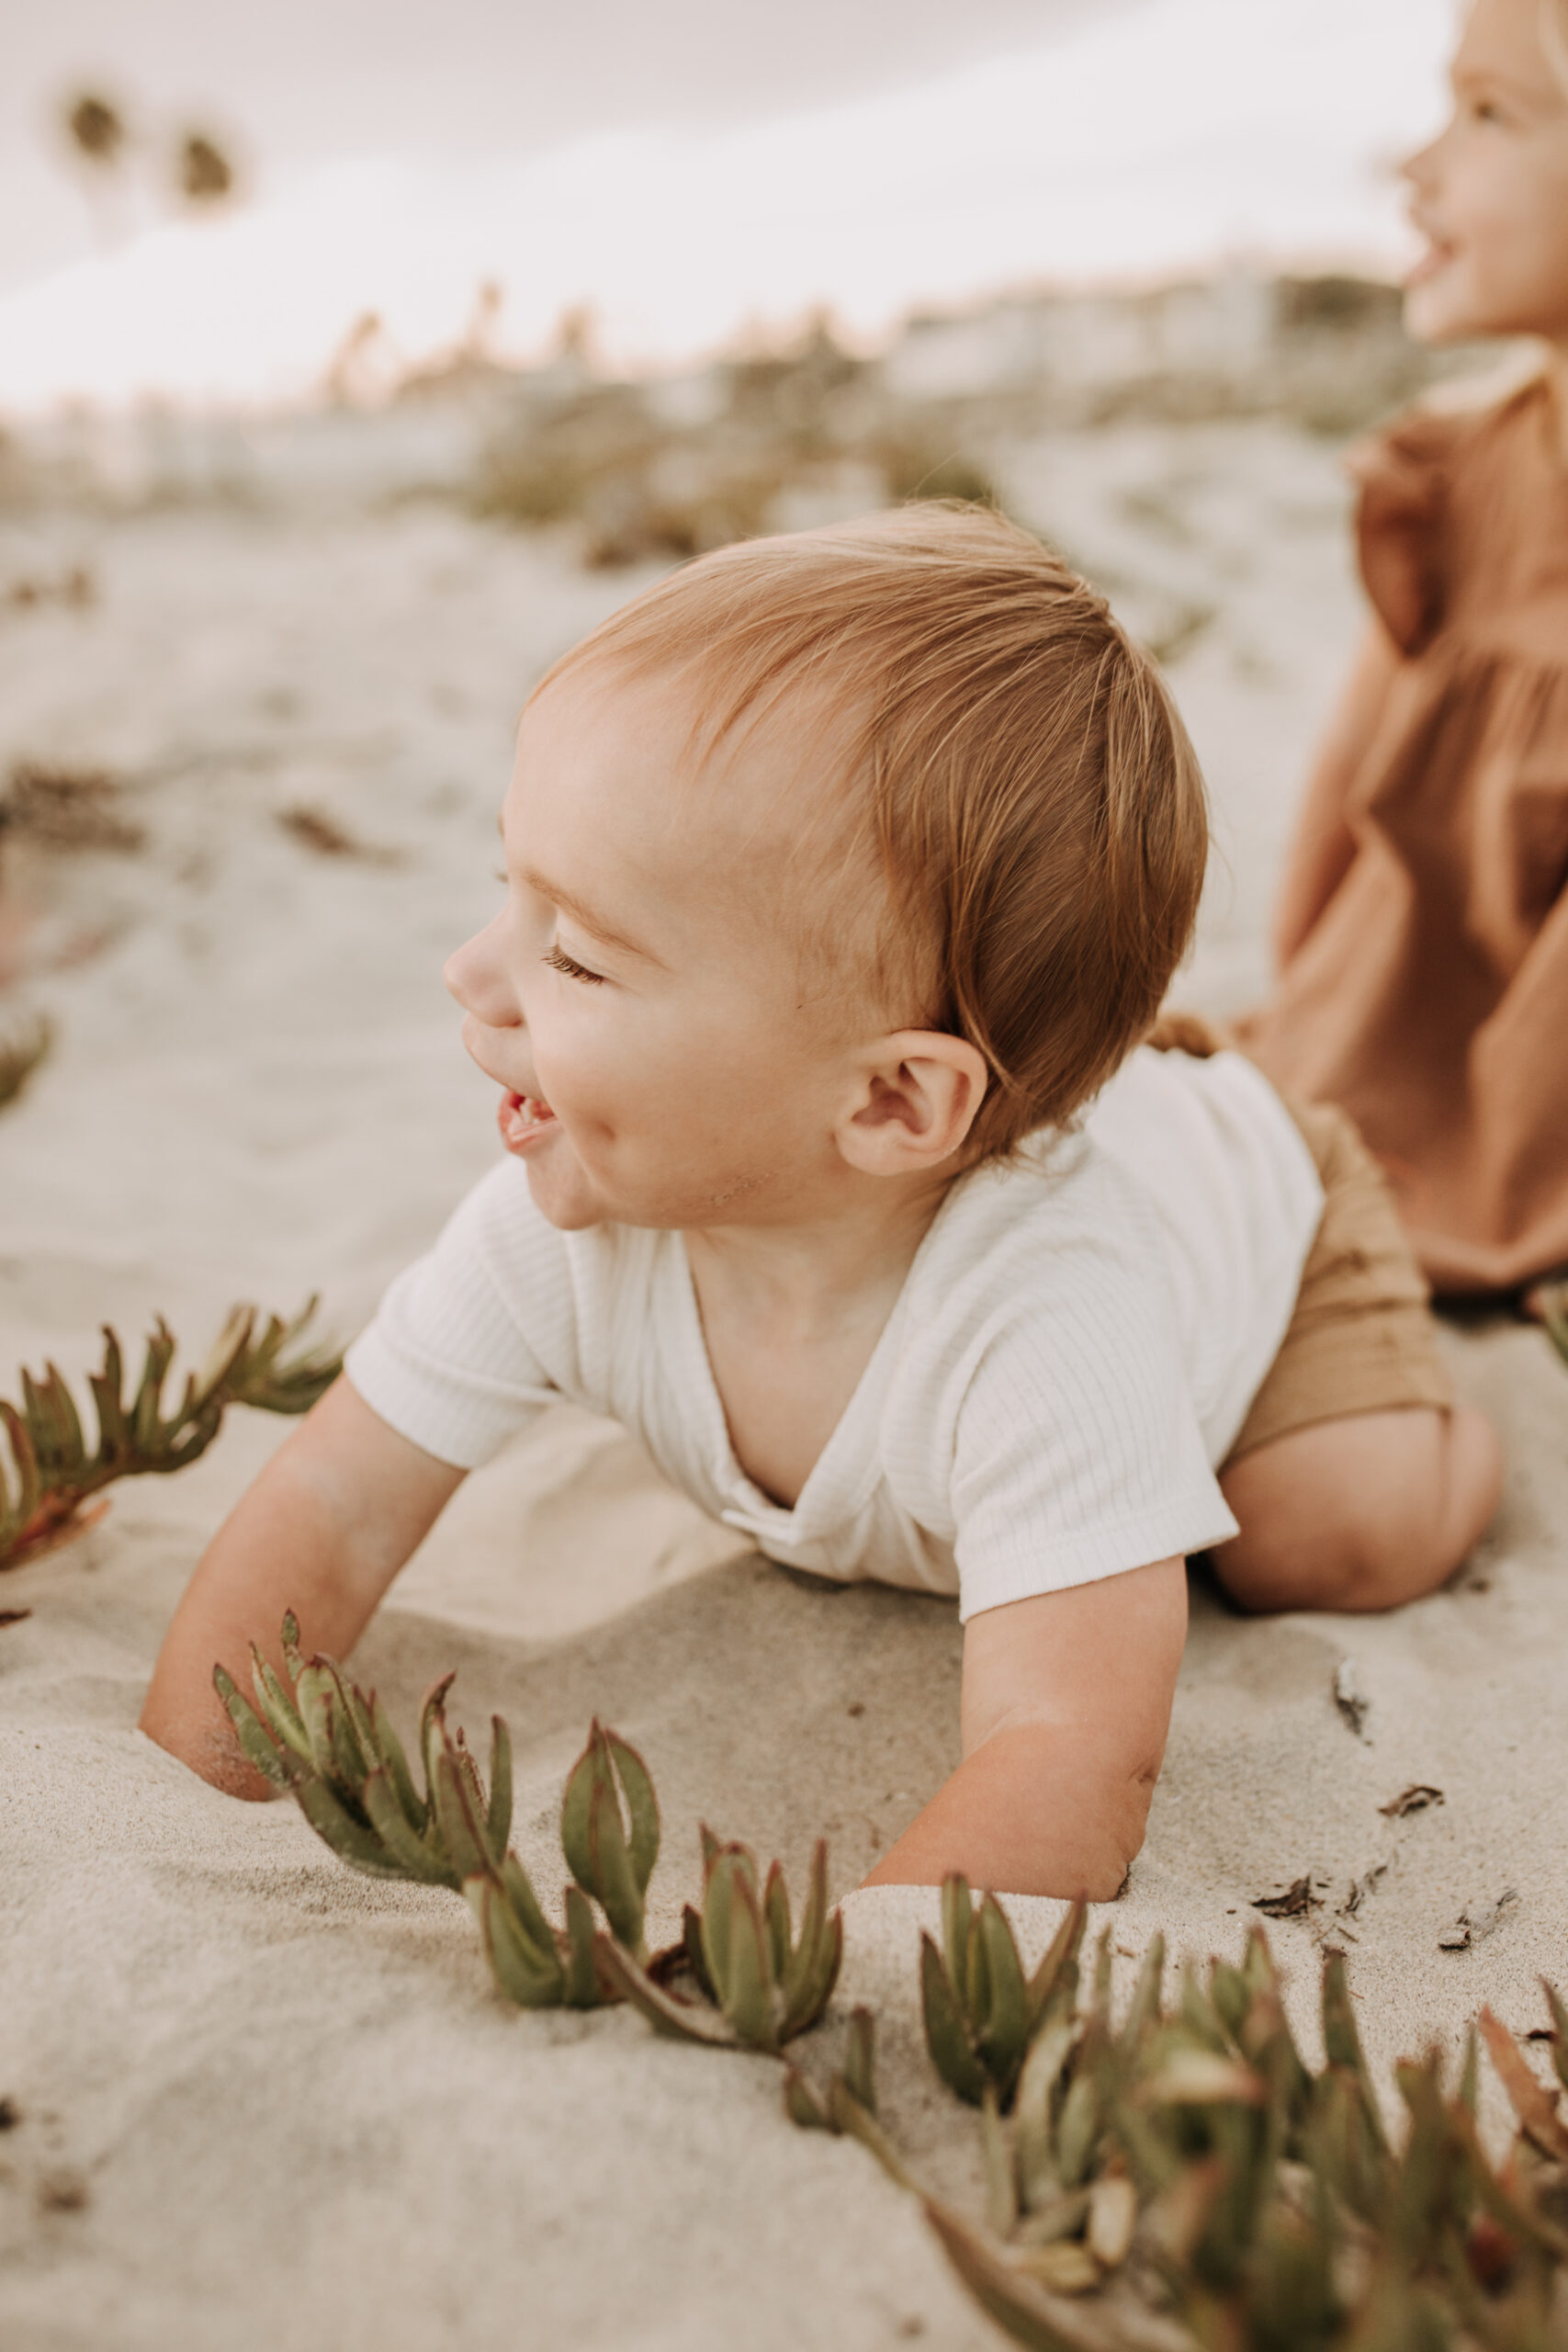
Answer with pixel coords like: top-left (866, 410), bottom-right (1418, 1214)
top-left (0, 0), bottom-right (1457, 412)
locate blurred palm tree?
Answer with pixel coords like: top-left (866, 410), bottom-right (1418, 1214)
top-left (62, 91), bottom-right (131, 246)
top-left (66, 94), bottom-right (126, 166)
top-left (177, 132), bottom-right (234, 204)
top-left (58, 86), bottom-right (241, 244)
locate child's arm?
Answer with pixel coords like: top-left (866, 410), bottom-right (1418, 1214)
top-left (1271, 620), bottom-right (1401, 969)
top-left (862, 1557), bottom-right (1187, 1900)
top-left (139, 1376), bottom-right (465, 1798)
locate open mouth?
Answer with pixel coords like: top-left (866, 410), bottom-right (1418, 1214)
top-left (1405, 228), bottom-right (1455, 288)
top-left (498, 1090), bottom-right (558, 1154)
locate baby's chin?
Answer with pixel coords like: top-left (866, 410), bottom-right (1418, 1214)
top-left (522, 1145), bottom-right (610, 1232)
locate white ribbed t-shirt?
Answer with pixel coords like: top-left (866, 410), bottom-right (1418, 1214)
top-left (345, 1046), bottom-right (1323, 1622)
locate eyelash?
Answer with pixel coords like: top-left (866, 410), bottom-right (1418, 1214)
top-left (543, 942), bottom-right (606, 986)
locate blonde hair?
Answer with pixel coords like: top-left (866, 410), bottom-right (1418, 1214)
top-left (539, 505), bottom-right (1210, 1159)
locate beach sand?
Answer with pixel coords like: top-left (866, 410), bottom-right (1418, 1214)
top-left (2, 434), bottom-right (1566, 2348)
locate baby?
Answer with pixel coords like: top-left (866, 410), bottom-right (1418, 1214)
top-left (141, 506), bottom-right (1503, 1900)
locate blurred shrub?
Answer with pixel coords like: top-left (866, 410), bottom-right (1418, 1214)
top-left (474, 322), bottom-right (998, 566)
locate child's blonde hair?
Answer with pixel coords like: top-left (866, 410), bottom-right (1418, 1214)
top-left (542, 504), bottom-right (1209, 1159)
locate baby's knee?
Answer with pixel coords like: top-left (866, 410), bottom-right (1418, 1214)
top-left (1305, 1406), bottom-right (1499, 1609)
top-left (1216, 1403), bottom-right (1502, 1615)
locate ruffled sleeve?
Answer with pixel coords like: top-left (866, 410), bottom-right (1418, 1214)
top-left (1346, 410), bottom-right (1463, 657)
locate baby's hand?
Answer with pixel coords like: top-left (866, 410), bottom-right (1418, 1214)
top-left (140, 1378), bottom-right (465, 1792)
top-left (863, 1557), bottom-right (1187, 1899)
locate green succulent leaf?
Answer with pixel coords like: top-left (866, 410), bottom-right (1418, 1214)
top-left (982, 2085), bottom-right (1019, 2238)
top-left (1121, 1933), bottom-right (1167, 2057)
top-left (1015, 2016), bottom-right (1078, 2209)
top-left (762, 1861), bottom-right (791, 1982)
top-left (291, 1773), bottom-right (413, 1880)
top-left (211, 1663), bottom-right (296, 1790)
top-left (370, 1690), bottom-right (426, 1834)
top-left (558, 1720), bottom-right (605, 1894)
top-left (923, 2199), bottom-right (1117, 2352)
top-left (942, 1872), bottom-right (974, 2005)
top-left (593, 1934), bottom-right (739, 2046)
top-left (1055, 2070), bottom-right (1100, 2188)
top-left (497, 1852), bottom-right (558, 1959)
top-left (1026, 1901), bottom-right (1087, 2033)
top-left (700, 1841), bottom-right (745, 2005)
top-left (920, 1930), bottom-right (991, 2106)
top-left (780, 1840), bottom-right (841, 2036)
top-left (718, 1863), bottom-right (776, 2049)
top-left (604, 1726), bottom-right (660, 1894)
top-left (843, 2006), bottom-right (877, 2116)
top-left (681, 1901), bottom-right (716, 2003)
top-left (561, 1720), bottom-right (658, 1954)
top-left (485, 1715), bottom-right (513, 1858)
top-left (362, 1768), bottom-right (457, 1887)
top-left (1322, 1951), bottom-right (1387, 2156)
top-left (468, 1876), bottom-right (565, 2009)
top-left (586, 1772), bottom-right (647, 1955)
top-left (560, 1884), bottom-right (608, 2008)
top-left (431, 1744), bottom-right (493, 1886)
top-left (974, 1895), bottom-right (1031, 2094)
top-left (784, 2067), bottom-right (832, 2130)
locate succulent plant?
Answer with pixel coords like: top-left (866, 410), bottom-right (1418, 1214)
top-left (784, 2004), bottom-right (878, 2130)
top-left (467, 1719), bottom-right (661, 2012)
top-left (558, 1718), bottom-right (660, 1961)
top-left (919, 1877), bottom-right (1088, 2108)
top-left (783, 2007), bottom-right (926, 2193)
top-left (1, 1298), bottom-right (340, 1569)
top-left (904, 1889), bottom-right (1568, 2352)
top-left (597, 1829), bottom-right (842, 2052)
top-left (213, 1611), bottom-right (511, 1890)
top-left (218, 1626), bottom-right (651, 2010)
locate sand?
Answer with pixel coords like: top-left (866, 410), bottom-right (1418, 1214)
top-left (2, 435), bottom-right (1567, 2350)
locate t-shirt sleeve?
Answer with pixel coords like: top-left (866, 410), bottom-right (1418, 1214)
top-left (344, 1162), bottom-right (567, 1469)
top-left (947, 1239), bottom-right (1239, 1622)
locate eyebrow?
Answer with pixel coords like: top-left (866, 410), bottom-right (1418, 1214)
top-left (519, 859), bottom-right (666, 967)
top-left (1453, 62), bottom-right (1540, 101)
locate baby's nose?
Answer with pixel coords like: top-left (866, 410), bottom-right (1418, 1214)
top-left (444, 924), bottom-right (519, 1024)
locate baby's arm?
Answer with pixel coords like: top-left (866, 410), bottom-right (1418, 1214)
top-left (1271, 620), bottom-right (1401, 969)
top-left (863, 1557), bottom-right (1187, 1901)
top-left (139, 1376), bottom-right (464, 1797)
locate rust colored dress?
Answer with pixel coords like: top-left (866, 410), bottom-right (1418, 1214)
top-left (1238, 377), bottom-right (1568, 1295)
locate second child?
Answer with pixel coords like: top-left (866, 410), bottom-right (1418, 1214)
top-left (1240, 0), bottom-right (1568, 1296)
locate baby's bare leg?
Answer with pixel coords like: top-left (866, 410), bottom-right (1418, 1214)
top-left (1213, 1405), bottom-right (1502, 1614)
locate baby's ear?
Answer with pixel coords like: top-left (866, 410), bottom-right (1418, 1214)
top-left (837, 1031), bottom-right (988, 1177)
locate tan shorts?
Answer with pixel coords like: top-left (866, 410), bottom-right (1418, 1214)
top-left (1224, 1095), bottom-right (1455, 1464)
top-left (1145, 1013), bottom-right (1454, 1465)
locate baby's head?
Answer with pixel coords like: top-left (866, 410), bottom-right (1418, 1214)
top-left (446, 505), bottom-right (1206, 1233)
top-left (1404, 0), bottom-right (1568, 348)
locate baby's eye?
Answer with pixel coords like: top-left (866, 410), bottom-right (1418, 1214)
top-left (543, 942), bottom-right (606, 986)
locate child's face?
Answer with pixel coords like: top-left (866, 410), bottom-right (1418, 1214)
top-left (1403, 0), bottom-right (1568, 346)
top-left (445, 666), bottom-right (877, 1233)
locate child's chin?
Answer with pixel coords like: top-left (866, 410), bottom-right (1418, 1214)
top-left (523, 1154), bottom-right (606, 1232)
top-left (1402, 276), bottom-right (1479, 346)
